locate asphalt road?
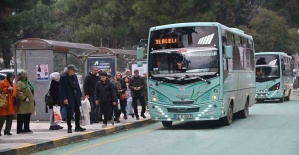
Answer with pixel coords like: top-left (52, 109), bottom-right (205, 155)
top-left (32, 96), bottom-right (299, 155)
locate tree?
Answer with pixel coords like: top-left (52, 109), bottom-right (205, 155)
top-left (131, 0), bottom-right (217, 40)
top-left (248, 8), bottom-right (288, 52)
top-left (0, 0), bottom-right (61, 68)
top-left (287, 28), bottom-right (299, 54)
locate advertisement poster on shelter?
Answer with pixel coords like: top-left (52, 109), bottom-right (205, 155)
top-left (132, 63), bottom-right (147, 76)
top-left (36, 64), bottom-right (49, 81)
top-left (87, 57), bottom-right (116, 77)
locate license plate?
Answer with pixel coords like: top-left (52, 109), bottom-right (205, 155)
top-left (257, 96), bottom-right (266, 98)
top-left (174, 114), bottom-right (193, 119)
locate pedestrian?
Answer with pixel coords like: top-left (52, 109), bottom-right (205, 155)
top-left (115, 73), bottom-right (127, 120)
top-left (129, 70), bottom-right (147, 120)
top-left (95, 72), bottom-right (118, 128)
top-left (60, 64), bottom-right (86, 133)
top-left (143, 72), bottom-right (148, 105)
top-left (143, 72), bottom-right (149, 111)
top-left (48, 72), bottom-right (63, 130)
top-left (60, 67), bottom-right (73, 123)
top-left (124, 69), bottom-right (132, 79)
top-left (124, 76), bottom-right (134, 118)
top-left (108, 74), bottom-right (120, 123)
top-left (0, 73), bottom-right (16, 136)
top-left (83, 66), bottom-right (102, 124)
top-left (16, 71), bottom-right (35, 134)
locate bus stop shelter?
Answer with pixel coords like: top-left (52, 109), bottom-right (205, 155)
top-left (12, 38), bottom-right (99, 120)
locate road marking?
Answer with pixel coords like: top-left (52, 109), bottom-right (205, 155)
top-left (59, 126), bottom-right (162, 155)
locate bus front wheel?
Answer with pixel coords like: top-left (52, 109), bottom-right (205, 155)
top-left (162, 121), bottom-right (173, 127)
top-left (221, 103), bottom-right (233, 126)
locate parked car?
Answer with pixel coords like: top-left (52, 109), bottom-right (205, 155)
top-left (0, 68), bottom-right (24, 75)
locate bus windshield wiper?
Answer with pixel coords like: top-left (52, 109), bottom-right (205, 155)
top-left (185, 75), bottom-right (211, 84)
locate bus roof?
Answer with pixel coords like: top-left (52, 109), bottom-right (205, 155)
top-left (149, 22), bottom-right (253, 40)
top-left (255, 52), bottom-right (291, 58)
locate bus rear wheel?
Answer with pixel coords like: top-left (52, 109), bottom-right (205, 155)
top-left (280, 92), bottom-right (285, 102)
top-left (162, 121), bottom-right (173, 127)
top-left (239, 100), bottom-right (249, 118)
top-left (221, 103), bottom-right (233, 126)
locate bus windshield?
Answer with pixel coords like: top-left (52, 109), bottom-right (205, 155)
top-left (148, 26), bottom-right (219, 84)
top-left (255, 55), bottom-right (280, 81)
top-left (149, 48), bottom-right (218, 75)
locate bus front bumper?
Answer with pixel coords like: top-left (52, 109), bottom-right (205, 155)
top-left (255, 90), bottom-right (283, 100)
top-left (148, 101), bottom-right (223, 121)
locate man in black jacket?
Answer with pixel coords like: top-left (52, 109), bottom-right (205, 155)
top-left (83, 66), bottom-right (102, 124)
top-left (60, 64), bottom-right (86, 133)
top-left (129, 70), bottom-right (146, 120)
top-left (94, 72), bottom-right (118, 128)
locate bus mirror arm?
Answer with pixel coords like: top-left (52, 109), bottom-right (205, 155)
top-left (156, 81), bottom-right (163, 86)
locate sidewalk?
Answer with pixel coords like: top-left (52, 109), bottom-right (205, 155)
top-left (0, 112), bottom-right (155, 155)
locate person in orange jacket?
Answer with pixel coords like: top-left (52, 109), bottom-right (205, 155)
top-left (0, 73), bottom-right (17, 136)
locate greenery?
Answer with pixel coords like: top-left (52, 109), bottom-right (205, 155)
top-left (0, 0), bottom-right (299, 67)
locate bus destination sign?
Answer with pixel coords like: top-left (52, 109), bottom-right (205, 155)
top-left (155, 38), bottom-right (177, 45)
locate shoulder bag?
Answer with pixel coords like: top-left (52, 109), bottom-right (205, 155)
top-left (45, 90), bottom-right (54, 106)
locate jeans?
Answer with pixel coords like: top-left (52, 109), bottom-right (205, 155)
top-left (17, 113), bottom-right (31, 132)
top-left (89, 97), bottom-right (101, 122)
top-left (126, 97), bottom-right (134, 114)
top-left (66, 102), bottom-right (81, 129)
top-left (61, 106), bottom-right (74, 121)
top-left (132, 94), bottom-right (146, 117)
top-left (0, 115), bottom-right (13, 133)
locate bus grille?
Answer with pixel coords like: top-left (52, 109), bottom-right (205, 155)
top-left (173, 101), bottom-right (194, 105)
top-left (167, 108), bottom-right (199, 113)
top-left (157, 92), bottom-right (171, 104)
top-left (199, 90), bottom-right (211, 102)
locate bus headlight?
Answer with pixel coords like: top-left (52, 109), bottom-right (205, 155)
top-left (152, 97), bottom-right (157, 102)
top-left (212, 95), bottom-right (217, 100)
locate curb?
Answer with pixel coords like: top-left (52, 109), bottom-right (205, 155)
top-left (0, 119), bottom-right (157, 155)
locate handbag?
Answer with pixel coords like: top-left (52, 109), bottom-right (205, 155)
top-left (120, 93), bottom-right (127, 100)
top-left (0, 93), bottom-right (8, 109)
top-left (44, 90), bottom-right (54, 106)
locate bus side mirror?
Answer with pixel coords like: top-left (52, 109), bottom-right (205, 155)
top-left (137, 47), bottom-right (144, 67)
top-left (224, 45), bottom-right (232, 59)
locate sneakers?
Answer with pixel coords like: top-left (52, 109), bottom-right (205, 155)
top-left (136, 116), bottom-right (139, 120)
top-left (75, 127), bottom-right (86, 132)
top-left (102, 124), bottom-right (107, 128)
top-left (124, 115), bottom-right (128, 120)
top-left (141, 115), bottom-right (147, 119)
